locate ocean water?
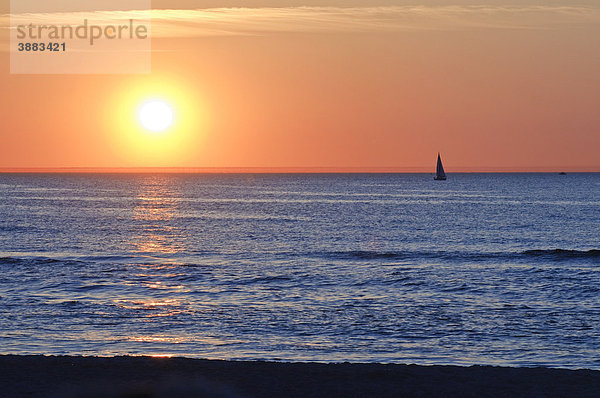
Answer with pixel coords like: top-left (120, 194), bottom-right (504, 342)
top-left (0, 173), bottom-right (599, 369)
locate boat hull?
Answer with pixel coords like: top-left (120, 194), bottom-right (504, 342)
top-left (434, 176), bottom-right (447, 181)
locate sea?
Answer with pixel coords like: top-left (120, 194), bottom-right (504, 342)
top-left (0, 173), bottom-right (598, 369)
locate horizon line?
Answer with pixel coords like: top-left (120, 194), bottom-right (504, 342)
top-left (0, 166), bottom-right (598, 174)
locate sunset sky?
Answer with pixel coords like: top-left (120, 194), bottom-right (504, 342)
top-left (1, 0), bottom-right (599, 171)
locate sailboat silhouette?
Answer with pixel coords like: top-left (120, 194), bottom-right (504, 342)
top-left (434, 153), bottom-right (447, 180)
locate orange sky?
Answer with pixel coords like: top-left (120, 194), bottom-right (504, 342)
top-left (1, 1), bottom-right (599, 171)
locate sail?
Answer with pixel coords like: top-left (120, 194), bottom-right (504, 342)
top-left (436, 153), bottom-right (446, 179)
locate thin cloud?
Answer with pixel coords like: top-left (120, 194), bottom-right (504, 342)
top-left (149, 5), bottom-right (600, 37)
top-left (2, 5), bottom-right (599, 40)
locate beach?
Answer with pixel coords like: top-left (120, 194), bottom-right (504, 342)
top-left (2, 355), bottom-right (600, 398)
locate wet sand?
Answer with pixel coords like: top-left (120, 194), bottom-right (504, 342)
top-left (1, 355), bottom-right (599, 398)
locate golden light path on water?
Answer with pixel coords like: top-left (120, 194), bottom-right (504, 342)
top-left (118, 176), bottom-right (195, 354)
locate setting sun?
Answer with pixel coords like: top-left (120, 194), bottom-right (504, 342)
top-left (106, 75), bottom-right (209, 167)
top-left (138, 100), bottom-right (174, 132)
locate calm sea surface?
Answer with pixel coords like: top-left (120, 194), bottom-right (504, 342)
top-left (0, 173), bottom-right (599, 369)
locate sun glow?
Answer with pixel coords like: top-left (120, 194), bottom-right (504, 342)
top-left (109, 76), bottom-right (209, 167)
top-left (138, 100), bottom-right (174, 132)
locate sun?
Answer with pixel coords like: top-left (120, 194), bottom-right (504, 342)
top-left (138, 100), bottom-right (174, 132)
top-left (110, 77), bottom-right (209, 166)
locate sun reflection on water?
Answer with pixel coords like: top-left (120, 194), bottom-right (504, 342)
top-left (114, 298), bottom-right (186, 319)
top-left (122, 177), bottom-right (194, 351)
top-left (132, 176), bottom-right (185, 256)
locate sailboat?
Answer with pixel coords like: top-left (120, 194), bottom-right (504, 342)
top-left (434, 153), bottom-right (447, 180)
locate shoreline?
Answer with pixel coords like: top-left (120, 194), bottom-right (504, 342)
top-left (2, 355), bottom-right (599, 398)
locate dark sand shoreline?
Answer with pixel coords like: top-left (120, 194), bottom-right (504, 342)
top-left (2, 356), bottom-right (599, 398)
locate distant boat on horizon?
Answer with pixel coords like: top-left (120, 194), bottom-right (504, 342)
top-left (434, 153), bottom-right (447, 181)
